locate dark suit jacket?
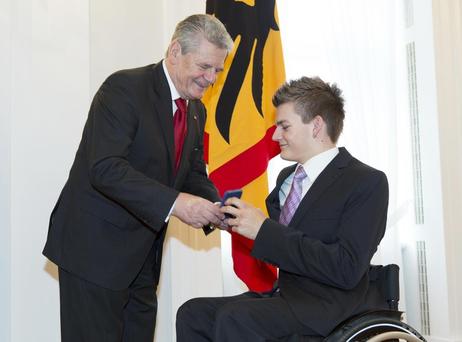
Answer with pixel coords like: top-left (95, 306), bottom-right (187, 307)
top-left (252, 147), bottom-right (389, 336)
top-left (43, 62), bottom-right (220, 290)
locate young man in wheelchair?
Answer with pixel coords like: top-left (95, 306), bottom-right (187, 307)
top-left (176, 76), bottom-right (390, 341)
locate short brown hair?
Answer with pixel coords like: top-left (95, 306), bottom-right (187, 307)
top-left (272, 76), bottom-right (345, 143)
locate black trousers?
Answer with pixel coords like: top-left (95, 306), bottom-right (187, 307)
top-left (58, 247), bottom-right (157, 342)
top-left (176, 292), bottom-right (317, 342)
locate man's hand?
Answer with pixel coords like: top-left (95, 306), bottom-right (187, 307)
top-left (220, 198), bottom-right (266, 240)
top-left (172, 193), bottom-right (224, 228)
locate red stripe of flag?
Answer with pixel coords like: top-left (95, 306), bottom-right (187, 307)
top-left (208, 126), bottom-right (280, 196)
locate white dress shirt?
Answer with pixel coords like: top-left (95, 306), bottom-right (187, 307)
top-left (162, 60), bottom-right (185, 220)
top-left (162, 60), bottom-right (185, 116)
top-left (279, 147), bottom-right (339, 207)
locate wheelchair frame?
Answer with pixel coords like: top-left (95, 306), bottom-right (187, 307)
top-left (323, 264), bottom-right (426, 342)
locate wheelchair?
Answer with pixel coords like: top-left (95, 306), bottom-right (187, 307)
top-left (284, 264), bottom-right (427, 342)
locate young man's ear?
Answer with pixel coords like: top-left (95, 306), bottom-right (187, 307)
top-left (312, 115), bottom-right (323, 139)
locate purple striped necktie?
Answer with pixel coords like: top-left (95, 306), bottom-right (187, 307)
top-left (279, 165), bottom-right (307, 225)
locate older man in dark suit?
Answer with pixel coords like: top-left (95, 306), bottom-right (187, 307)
top-left (42, 14), bottom-right (233, 342)
top-left (176, 76), bottom-right (389, 341)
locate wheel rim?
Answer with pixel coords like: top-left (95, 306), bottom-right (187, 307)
top-left (366, 331), bottom-right (424, 342)
top-left (345, 323), bottom-right (423, 342)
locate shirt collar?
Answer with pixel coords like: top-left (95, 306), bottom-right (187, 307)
top-left (162, 60), bottom-right (181, 101)
top-left (301, 147), bottom-right (339, 183)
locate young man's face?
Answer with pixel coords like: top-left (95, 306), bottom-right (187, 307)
top-left (170, 37), bottom-right (227, 100)
top-left (272, 102), bottom-right (316, 164)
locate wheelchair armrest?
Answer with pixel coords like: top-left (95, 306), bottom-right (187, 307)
top-left (369, 264), bottom-right (400, 310)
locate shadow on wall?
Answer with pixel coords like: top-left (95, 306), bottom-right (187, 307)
top-left (166, 217), bottom-right (221, 252)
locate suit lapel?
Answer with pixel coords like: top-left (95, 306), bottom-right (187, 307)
top-left (267, 165), bottom-right (297, 221)
top-left (148, 62), bottom-right (175, 173)
top-left (290, 147), bottom-right (352, 227)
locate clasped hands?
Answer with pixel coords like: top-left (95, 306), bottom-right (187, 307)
top-left (172, 193), bottom-right (265, 240)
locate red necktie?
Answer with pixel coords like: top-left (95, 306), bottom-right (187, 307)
top-left (173, 98), bottom-right (187, 172)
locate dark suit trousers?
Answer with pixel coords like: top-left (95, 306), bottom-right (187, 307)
top-left (176, 292), bottom-right (317, 342)
top-left (59, 245), bottom-right (157, 342)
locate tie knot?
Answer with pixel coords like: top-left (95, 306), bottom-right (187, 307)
top-left (175, 98), bottom-right (187, 114)
top-left (294, 165), bottom-right (307, 181)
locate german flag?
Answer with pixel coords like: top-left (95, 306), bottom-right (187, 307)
top-left (203, 0), bottom-right (285, 292)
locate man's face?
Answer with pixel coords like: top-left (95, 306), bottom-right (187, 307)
top-left (272, 102), bottom-right (315, 164)
top-left (170, 38), bottom-right (228, 100)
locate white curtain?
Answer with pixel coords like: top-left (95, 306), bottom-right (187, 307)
top-left (275, 0), bottom-right (410, 263)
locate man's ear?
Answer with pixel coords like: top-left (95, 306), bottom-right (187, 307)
top-left (312, 115), bottom-right (324, 138)
top-left (168, 40), bottom-right (182, 63)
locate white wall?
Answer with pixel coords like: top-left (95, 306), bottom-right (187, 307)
top-left (432, 0), bottom-right (462, 339)
top-left (407, 1), bottom-right (451, 339)
top-left (403, 1), bottom-right (462, 340)
top-left (89, 0), bottom-right (166, 92)
top-left (0, 0), bottom-right (12, 341)
top-left (3, 0), bottom-right (216, 341)
top-left (8, 1), bottom-right (90, 341)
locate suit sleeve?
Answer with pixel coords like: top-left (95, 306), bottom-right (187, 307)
top-left (85, 73), bottom-right (179, 231)
top-left (252, 170), bottom-right (389, 290)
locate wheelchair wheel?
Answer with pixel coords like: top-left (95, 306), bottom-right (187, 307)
top-left (342, 318), bottom-right (426, 342)
top-left (367, 331), bottom-right (424, 342)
